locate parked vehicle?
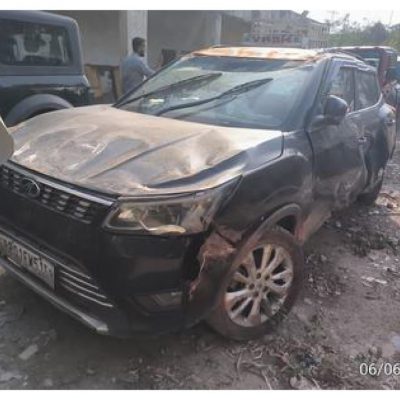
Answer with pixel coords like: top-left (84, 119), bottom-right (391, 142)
top-left (328, 46), bottom-right (400, 135)
top-left (327, 46), bottom-right (398, 86)
top-left (0, 47), bottom-right (396, 340)
top-left (0, 11), bottom-right (90, 127)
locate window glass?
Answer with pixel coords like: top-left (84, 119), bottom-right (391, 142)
top-left (350, 49), bottom-right (381, 70)
top-left (328, 68), bottom-right (355, 111)
top-left (396, 60), bottom-right (400, 80)
top-left (0, 18), bottom-right (72, 67)
top-left (119, 56), bottom-right (314, 130)
top-left (355, 71), bottom-right (380, 110)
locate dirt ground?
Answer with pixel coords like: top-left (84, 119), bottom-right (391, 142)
top-left (1, 142), bottom-right (400, 390)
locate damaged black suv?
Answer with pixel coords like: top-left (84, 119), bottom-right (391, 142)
top-left (0, 47), bottom-right (396, 340)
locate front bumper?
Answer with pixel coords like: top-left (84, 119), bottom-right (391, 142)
top-left (0, 219), bottom-right (210, 337)
top-left (0, 256), bottom-right (113, 335)
top-left (0, 163), bottom-right (236, 336)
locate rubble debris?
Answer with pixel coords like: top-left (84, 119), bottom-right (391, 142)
top-left (391, 335), bottom-right (400, 352)
top-left (361, 276), bottom-right (388, 286)
top-left (0, 368), bottom-right (22, 383)
top-left (86, 368), bottom-right (96, 376)
top-left (40, 329), bottom-right (58, 346)
top-left (289, 375), bottom-right (317, 390)
top-left (349, 228), bottom-right (398, 257)
top-left (320, 254), bottom-right (328, 263)
top-left (18, 344), bottom-right (39, 361)
top-left (43, 378), bottom-right (53, 388)
top-left (0, 304), bottom-right (24, 328)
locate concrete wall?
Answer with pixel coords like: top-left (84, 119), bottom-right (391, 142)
top-left (55, 11), bottom-right (124, 66)
top-left (220, 13), bottom-right (251, 45)
top-left (125, 11), bottom-right (148, 59)
top-left (147, 11), bottom-right (222, 69)
top-left (55, 10), bottom-right (249, 68)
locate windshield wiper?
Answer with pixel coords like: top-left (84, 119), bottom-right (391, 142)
top-left (117, 72), bottom-right (222, 107)
top-left (155, 77), bottom-right (273, 116)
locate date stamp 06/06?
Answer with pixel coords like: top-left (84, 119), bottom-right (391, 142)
top-left (359, 362), bottom-right (400, 377)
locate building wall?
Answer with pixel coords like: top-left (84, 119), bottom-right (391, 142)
top-left (224, 10), bottom-right (253, 23)
top-left (54, 10), bottom-right (124, 66)
top-left (244, 10), bottom-right (329, 48)
top-left (220, 13), bottom-right (252, 45)
top-left (147, 11), bottom-right (222, 69)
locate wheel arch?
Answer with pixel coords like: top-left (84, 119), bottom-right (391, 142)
top-left (245, 203), bottom-right (303, 245)
top-left (185, 203), bottom-right (303, 326)
top-left (4, 94), bottom-right (73, 127)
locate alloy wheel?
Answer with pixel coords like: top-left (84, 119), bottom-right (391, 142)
top-left (224, 244), bottom-right (294, 327)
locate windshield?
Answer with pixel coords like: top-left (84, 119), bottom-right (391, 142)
top-left (117, 55), bottom-right (314, 129)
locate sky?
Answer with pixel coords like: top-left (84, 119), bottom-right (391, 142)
top-left (305, 10), bottom-right (400, 26)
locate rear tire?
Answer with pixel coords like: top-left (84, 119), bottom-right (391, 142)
top-left (207, 228), bottom-right (304, 341)
top-left (357, 174), bottom-right (384, 206)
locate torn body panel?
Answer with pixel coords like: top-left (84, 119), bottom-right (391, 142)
top-left (185, 230), bottom-right (236, 326)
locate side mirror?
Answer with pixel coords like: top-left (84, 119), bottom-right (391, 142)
top-left (323, 95), bottom-right (348, 125)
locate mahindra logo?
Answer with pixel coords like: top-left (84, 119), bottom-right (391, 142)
top-left (21, 178), bottom-right (41, 199)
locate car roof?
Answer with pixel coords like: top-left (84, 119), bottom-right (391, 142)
top-left (192, 46), bottom-right (320, 61)
top-left (0, 10), bottom-right (75, 26)
top-left (191, 46), bottom-right (362, 63)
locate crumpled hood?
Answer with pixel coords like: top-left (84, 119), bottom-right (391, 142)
top-left (11, 105), bottom-right (283, 196)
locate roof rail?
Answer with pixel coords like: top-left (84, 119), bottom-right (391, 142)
top-left (321, 47), bottom-right (366, 62)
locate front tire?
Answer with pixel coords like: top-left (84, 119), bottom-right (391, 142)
top-left (207, 228), bottom-right (304, 341)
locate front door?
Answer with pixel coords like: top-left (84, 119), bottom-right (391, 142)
top-left (308, 61), bottom-right (368, 209)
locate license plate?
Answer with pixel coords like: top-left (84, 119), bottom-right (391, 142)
top-left (0, 233), bottom-right (55, 289)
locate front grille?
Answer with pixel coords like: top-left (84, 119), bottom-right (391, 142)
top-left (0, 165), bottom-right (111, 224)
top-left (57, 264), bottom-right (114, 309)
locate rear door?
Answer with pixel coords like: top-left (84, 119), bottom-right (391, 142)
top-left (353, 67), bottom-right (396, 186)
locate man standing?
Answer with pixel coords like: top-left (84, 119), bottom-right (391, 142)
top-left (121, 37), bottom-right (155, 94)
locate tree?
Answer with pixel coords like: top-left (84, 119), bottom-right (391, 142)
top-left (364, 22), bottom-right (389, 45)
top-left (326, 18), bottom-right (395, 48)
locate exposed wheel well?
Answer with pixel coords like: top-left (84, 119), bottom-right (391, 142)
top-left (275, 215), bottom-right (297, 235)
